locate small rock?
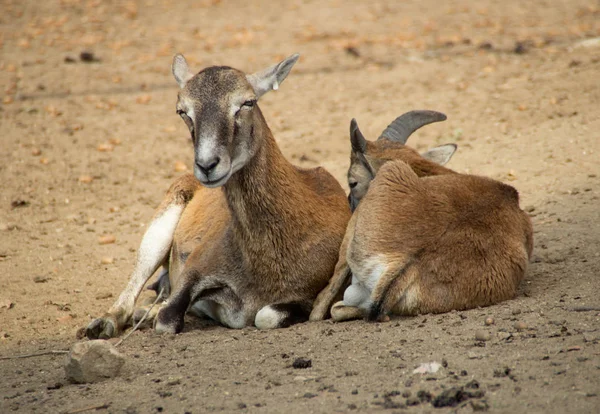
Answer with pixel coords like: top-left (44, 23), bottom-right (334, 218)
top-left (95, 292), bottom-right (113, 300)
top-left (514, 41), bottom-right (528, 54)
top-left (80, 51), bottom-right (99, 62)
top-left (292, 357), bottom-right (312, 369)
top-left (0, 223), bottom-right (16, 231)
top-left (78, 175), bottom-right (94, 184)
top-left (497, 332), bottom-right (512, 340)
top-left (98, 235), bottom-right (116, 245)
top-left (174, 161), bottom-right (188, 172)
top-left (166, 377), bottom-right (182, 386)
top-left (31, 148), bottom-right (42, 156)
top-left (514, 322), bottom-right (527, 331)
top-left (33, 275), bottom-right (50, 283)
top-left (471, 399), bottom-right (490, 411)
top-left (573, 37), bottom-right (600, 49)
top-left (97, 143), bottom-right (114, 152)
top-left (0, 299), bottom-right (14, 310)
top-left (512, 309), bottom-right (521, 315)
top-left (413, 362), bottom-right (442, 374)
top-left (484, 317), bottom-right (495, 326)
top-left (100, 257), bottom-right (114, 264)
top-left (64, 340), bottom-right (125, 383)
top-left (11, 199), bottom-right (29, 209)
top-left (475, 331), bottom-right (491, 341)
top-left (466, 379), bottom-right (480, 389)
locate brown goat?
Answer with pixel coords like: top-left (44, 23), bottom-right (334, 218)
top-left (85, 54), bottom-right (350, 338)
top-left (310, 111), bottom-right (533, 322)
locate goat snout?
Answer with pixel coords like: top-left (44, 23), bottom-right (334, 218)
top-left (195, 156), bottom-right (221, 177)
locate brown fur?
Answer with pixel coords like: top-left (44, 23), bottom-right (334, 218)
top-left (310, 117), bottom-right (533, 322)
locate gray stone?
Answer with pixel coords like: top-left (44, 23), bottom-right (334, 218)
top-left (64, 340), bottom-right (125, 383)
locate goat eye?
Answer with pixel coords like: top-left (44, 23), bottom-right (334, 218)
top-left (349, 181), bottom-right (358, 189)
top-left (177, 111), bottom-right (194, 129)
top-left (242, 99), bottom-right (255, 108)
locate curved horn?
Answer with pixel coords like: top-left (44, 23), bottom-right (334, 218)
top-left (378, 110), bottom-right (447, 144)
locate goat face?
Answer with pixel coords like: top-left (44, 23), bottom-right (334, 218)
top-left (347, 112), bottom-right (456, 211)
top-left (172, 54), bottom-right (299, 187)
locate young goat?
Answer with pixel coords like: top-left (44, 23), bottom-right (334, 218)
top-left (310, 111), bottom-right (533, 322)
top-left (85, 54), bottom-right (350, 338)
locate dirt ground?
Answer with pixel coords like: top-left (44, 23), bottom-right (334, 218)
top-left (1, 0), bottom-right (600, 412)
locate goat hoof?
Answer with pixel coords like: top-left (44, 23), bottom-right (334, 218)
top-left (85, 317), bottom-right (117, 340)
top-left (154, 307), bottom-right (183, 334)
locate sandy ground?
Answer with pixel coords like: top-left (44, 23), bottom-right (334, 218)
top-left (1, 0), bottom-right (600, 412)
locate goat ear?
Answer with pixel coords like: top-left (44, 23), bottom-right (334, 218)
top-left (350, 118), bottom-right (367, 154)
top-left (421, 144), bottom-right (457, 165)
top-left (172, 54), bottom-right (194, 88)
top-left (246, 54), bottom-right (300, 98)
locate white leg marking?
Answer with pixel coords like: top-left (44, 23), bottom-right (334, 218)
top-left (109, 204), bottom-right (183, 318)
top-left (255, 305), bottom-right (284, 330)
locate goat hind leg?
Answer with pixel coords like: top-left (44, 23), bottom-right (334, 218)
top-left (309, 217), bottom-right (355, 321)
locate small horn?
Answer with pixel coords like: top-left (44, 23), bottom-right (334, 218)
top-left (378, 110), bottom-right (447, 144)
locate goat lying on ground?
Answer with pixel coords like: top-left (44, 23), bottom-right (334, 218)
top-left (310, 111), bottom-right (533, 322)
top-left (86, 53), bottom-right (350, 339)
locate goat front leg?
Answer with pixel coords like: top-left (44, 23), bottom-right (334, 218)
top-left (85, 175), bottom-right (199, 339)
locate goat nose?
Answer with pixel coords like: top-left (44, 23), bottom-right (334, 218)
top-left (196, 157), bottom-right (220, 176)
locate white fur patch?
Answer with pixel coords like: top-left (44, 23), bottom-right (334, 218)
top-left (111, 204), bottom-right (183, 312)
top-left (137, 205), bottom-right (183, 270)
top-left (190, 299), bottom-right (246, 329)
top-left (255, 305), bottom-right (284, 330)
top-left (343, 283), bottom-right (370, 307)
top-left (196, 138), bottom-right (218, 165)
top-left (348, 255), bottom-right (387, 291)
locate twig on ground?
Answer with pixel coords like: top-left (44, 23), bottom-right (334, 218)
top-left (570, 306), bottom-right (600, 312)
top-left (67, 403), bottom-right (110, 413)
top-left (115, 287), bottom-right (164, 348)
top-left (0, 350), bottom-right (69, 360)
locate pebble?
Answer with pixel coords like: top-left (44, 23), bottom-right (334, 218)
top-left (514, 322), bottom-right (527, 331)
top-left (98, 235), bottom-right (116, 245)
top-left (512, 309), bottom-right (522, 315)
top-left (174, 161), bottom-right (188, 172)
top-left (78, 175), bottom-right (94, 184)
top-left (97, 144), bottom-right (114, 152)
top-left (475, 331), bottom-right (491, 341)
top-left (100, 257), bottom-right (114, 264)
top-left (33, 275), bottom-right (50, 283)
top-left (64, 340), bottom-right (125, 383)
top-left (484, 317), bottom-right (495, 326)
top-left (292, 357), bottom-right (312, 369)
